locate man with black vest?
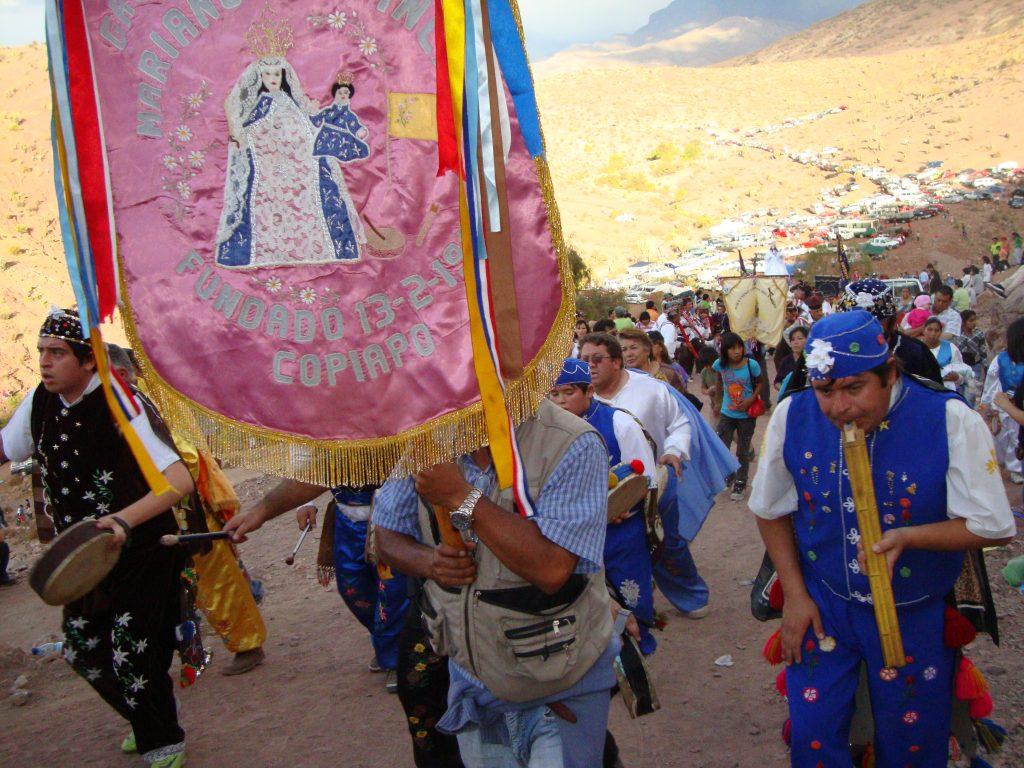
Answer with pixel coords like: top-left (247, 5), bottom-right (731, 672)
top-left (0, 309), bottom-right (193, 768)
top-left (373, 398), bottom-right (616, 768)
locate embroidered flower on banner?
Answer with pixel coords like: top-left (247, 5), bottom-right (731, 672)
top-left (328, 11), bottom-right (347, 29)
top-left (805, 340), bottom-right (836, 377)
top-left (162, 155), bottom-right (177, 171)
top-left (188, 151), bottom-right (205, 169)
top-left (359, 36), bottom-right (378, 56)
top-left (298, 287), bottom-right (317, 305)
top-left (186, 92), bottom-right (204, 110)
top-left (175, 125), bottom-right (193, 143)
top-left (264, 277), bottom-right (283, 294)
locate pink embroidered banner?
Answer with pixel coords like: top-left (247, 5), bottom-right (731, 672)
top-left (76, 0), bottom-right (570, 484)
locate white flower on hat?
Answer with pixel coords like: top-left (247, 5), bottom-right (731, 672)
top-left (805, 339), bottom-right (836, 377)
top-left (854, 292), bottom-right (876, 310)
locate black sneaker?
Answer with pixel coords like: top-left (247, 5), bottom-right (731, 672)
top-left (730, 481), bottom-right (746, 501)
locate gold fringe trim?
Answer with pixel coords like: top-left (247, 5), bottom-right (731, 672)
top-left (118, 5), bottom-right (575, 489)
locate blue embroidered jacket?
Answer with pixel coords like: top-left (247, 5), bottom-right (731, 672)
top-left (783, 376), bottom-right (963, 607)
top-left (583, 400), bottom-right (621, 466)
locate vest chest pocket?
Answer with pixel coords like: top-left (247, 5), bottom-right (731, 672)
top-left (498, 614), bottom-right (579, 682)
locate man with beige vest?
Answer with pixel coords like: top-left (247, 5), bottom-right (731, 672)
top-left (373, 398), bottom-right (617, 768)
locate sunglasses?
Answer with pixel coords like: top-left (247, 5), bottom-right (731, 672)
top-left (579, 354), bottom-right (610, 365)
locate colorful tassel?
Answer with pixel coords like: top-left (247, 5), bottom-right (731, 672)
top-left (955, 657), bottom-right (989, 701)
top-left (781, 718), bottom-right (791, 747)
top-left (974, 719), bottom-right (1007, 754)
top-left (968, 692), bottom-right (993, 720)
top-left (775, 668), bottom-right (787, 698)
top-left (763, 628), bottom-right (784, 666)
top-left (768, 578), bottom-right (785, 610)
top-left (944, 605), bottom-right (977, 648)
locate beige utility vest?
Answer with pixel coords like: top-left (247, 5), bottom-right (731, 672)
top-left (416, 400), bottom-right (613, 703)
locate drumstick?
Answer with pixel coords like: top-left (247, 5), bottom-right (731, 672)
top-left (286, 522), bottom-right (313, 565)
top-left (416, 204), bottom-right (441, 247)
top-left (160, 531), bottom-right (232, 546)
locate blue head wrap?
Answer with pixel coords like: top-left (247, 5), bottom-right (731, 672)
top-left (555, 358), bottom-right (591, 387)
top-left (804, 310), bottom-right (890, 381)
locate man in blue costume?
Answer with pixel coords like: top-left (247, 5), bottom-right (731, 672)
top-left (580, 333), bottom-right (737, 620)
top-left (229, 481), bottom-right (408, 692)
top-left (749, 310), bottom-right (1016, 767)
top-left (548, 358), bottom-right (658, 655)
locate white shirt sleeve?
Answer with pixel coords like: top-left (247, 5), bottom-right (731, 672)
top-left (981, 357), bottom-right (1002, 406)
top-left (945, 399), bottom-right (1017, 539)
top-left (0, 390), bottom-right (36, 463)
top-left (748, 396), bottom-right (798, 520)
top-left (941, 310), bottom-right (962, 337)
top-left (129, 408), bottom-right (183, 473)
top-left (661, 323), bottom-right (678, 356)
top-left (659, 388), bottom-right (692, 461)
top-left (612, 410), bottom-right (657, 486)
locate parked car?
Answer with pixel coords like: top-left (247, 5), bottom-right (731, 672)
top-left (868, 236), bottom-right (901, 250)
top-left (883, 278), bottom-right (923, 298)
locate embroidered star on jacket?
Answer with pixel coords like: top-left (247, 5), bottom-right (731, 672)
top-left (85, 636), bottom-right (100, 650)
top-left (135, 639), bottom-right (148, 654)
top-left (112, 648), bottom-right (129, 667)
top-left (69, 617), bottom-right (88, 630)
top-left (115, 612), bottom-right (132, 628)
top-left (97, 470), bottom-right (114, 485)
top-left (130, 674), bottom-right (147, 692)
top-left (85, 668), bottom-right (102, 682)
top-left (124, 696), bottom-right (137, 710)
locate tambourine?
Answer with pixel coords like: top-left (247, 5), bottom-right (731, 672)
top-left (29, 521), bottom-right (120, 606)
top-left (607, 462), bottom-right (650, 523)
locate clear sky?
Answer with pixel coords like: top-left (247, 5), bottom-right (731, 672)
top-left (0, 0), bottom-right (665, 55)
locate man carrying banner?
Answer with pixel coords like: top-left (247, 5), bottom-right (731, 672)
top-left (749, 310), bottom-right (1015, 767)
top-left (0, 310), bottom-right (191, 768)
top-left (371, 398), bottom-right (616, 768)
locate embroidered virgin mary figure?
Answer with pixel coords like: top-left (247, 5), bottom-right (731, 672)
top-left (215, 8), bottom-right (367, 268)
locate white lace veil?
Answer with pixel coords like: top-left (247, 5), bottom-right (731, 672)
top-left (216, 58), bottom-right (322, 248)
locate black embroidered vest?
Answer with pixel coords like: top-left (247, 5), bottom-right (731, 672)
top-left (29, 383), bottom-right (177, 546)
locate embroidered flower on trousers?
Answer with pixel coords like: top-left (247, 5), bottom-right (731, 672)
top-left (619, 579), bottom-right (641, 608)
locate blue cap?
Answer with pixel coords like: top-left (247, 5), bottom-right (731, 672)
top-left (556, 358), bottom-right (591, 387)
top-left (804, 310), bottom-right (890, 381)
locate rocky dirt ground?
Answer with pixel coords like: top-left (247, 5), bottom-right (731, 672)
top-left (1, 393), bottom-right (1022, 768)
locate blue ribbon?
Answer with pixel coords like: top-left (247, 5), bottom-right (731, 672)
top-left (486, 0), bottom-right (543, 158)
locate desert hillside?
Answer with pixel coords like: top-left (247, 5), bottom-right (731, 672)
top-left (741, 0), bottom-right (1024, 63)
top-left (539, 0), bottom-right (864, 73)
top-left (536, 22), bottom-right (1024, 279)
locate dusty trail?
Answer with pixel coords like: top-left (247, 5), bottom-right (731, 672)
top-left (1, 410), bottom-right (1022, 767)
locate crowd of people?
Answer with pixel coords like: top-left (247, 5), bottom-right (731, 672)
top-left (1, 244), bottom-right (1021, 767)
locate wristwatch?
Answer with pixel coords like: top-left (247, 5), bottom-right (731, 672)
top-left (449, 487), bottom-right (483, 531)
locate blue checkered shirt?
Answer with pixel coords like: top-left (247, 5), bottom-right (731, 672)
top-left (372, 431), bottom-right (608, 573)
